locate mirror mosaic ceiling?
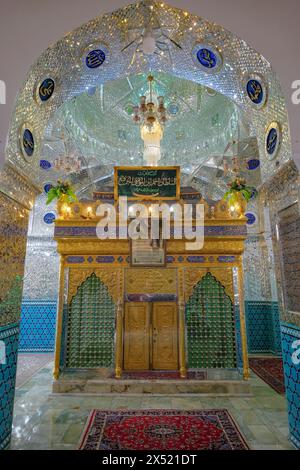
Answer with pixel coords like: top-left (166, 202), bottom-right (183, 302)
top-left (41, 72), bottom-right (260, 200)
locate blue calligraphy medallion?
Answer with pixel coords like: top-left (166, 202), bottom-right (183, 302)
top-left (22, 129), bottom-right (34, 157)
top-left (266, 127), bottom-right (278, 157)
top-left (245, 212), bottom-right (256, 226)
top-left (86, 49), bottom-right (106, 69)
top-left (246, 79), bottom-right (264, 105)
top-left (43, 212), bottom-right (56, 225)
top-left (40, 160), bottom-right (51, 170)
top-left (38, 78), bottom-right (55, 102)
top-left (192, 44), bottom-right (222, 72)
top-left (247, 159), bottom-right (260, 170)
top-left (197, 48), bottom-right (217, 69)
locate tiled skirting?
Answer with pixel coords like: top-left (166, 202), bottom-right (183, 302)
top-left (245, 301), bottom-right (282, 355)
top-left (0, 322), bottom-right (19, 450)
top-left (18, 300), bottom-right (283, 358)
top-left (19, 300), bottom-right (282, 357)
top-left (19, 300), bottom-right (57, 352)
top-left (281, 323), bottom-right (300, 449)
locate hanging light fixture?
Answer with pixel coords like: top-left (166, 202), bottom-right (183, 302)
top-left (140, 120), bottom-right (163, 166)
top-left (53, 128), bottom-right (82, 175)
top-left (133, 74), bottom-right (168, 166)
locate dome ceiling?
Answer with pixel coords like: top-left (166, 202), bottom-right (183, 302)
top-left (41, 72), bottom-right (260, 199)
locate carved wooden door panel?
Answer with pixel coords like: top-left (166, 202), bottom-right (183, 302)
top-left (124, 302), bottom-right (150, 370)
top-left (152, 302), bottom-right (178, 370)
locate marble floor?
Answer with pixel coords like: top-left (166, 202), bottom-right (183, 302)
top-left (11, 360), bottom-right (294, 450)
top-left (16, 353), bottom-right (54, 389)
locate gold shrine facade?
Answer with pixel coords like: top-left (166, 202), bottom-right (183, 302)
top-left (53, 189), bottom-right (249, 382)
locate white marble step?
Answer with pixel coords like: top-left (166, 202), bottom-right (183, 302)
top-left (52, 378), bottom-right (251, 396)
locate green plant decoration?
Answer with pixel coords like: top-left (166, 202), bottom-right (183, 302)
top-left (46, 180), bottom-right (78, 205)
top-left (223, 177), bottom-right (256, 205)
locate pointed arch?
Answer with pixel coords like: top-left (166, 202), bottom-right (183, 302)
top-left (186, 272), bottom-right (236, 369)
top-left (66, 273), bottom-right (115, 368)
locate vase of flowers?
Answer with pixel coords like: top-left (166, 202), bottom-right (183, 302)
top-left (46, 180), bottom-right (78, 205)
top-left (223, 177), bottom-right (256, 217)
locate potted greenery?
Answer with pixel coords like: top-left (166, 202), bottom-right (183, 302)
top-left (223, 177), bottom-right (256, 216)
top-left (46, 180), bottom-right (78, 205)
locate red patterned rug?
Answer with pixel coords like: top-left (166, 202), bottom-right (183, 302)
top-left (79, 409), bottom-right (249, 450)
top-left (115, 370), bottom-right (207, 380)
top-left (249, 357), bottom-right (285, 394)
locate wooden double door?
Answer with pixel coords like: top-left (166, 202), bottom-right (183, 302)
top-left (124, 302), bottom-right (178, 371)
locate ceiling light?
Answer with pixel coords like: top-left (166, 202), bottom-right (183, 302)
top-left (133, 74), bottom-right (168, 166)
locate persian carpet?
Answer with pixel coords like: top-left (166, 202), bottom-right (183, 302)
top-left (249, 357), bottom-right (285, 394)
top-left (16, 353), bottom-right (53, 388)
top-left (117, 370), bottom-right (207, 380)
top-left (79, 409), bottom-right (249, 450)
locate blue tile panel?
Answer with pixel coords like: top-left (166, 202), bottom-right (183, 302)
top-left (245, 301), bottom-right (282, 355)
top-left (281, 323), bottom-right (300, 449)
top-left (19, 301), bottom-right (57, 352)
top-left (272, 303), bottom-right (282, 354)
top-left (0, 322), bottom-right (19, 450)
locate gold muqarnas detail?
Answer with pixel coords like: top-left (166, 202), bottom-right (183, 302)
top-left (184, 267), bottom-right (234, 302)
top-left (68, 268), bottom-right (121, 303)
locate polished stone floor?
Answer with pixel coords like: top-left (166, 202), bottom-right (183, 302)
top-left (11, 360), bottom-right (294, 450)
top-left (16, 353), bottom-right (54, 389)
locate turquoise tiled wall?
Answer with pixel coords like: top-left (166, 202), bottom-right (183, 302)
top-left (18, 301), bottom-right (57, 352)
top-left (18, 300), bottom-right (282, 358)
top-left (281, 323), bottom-right (300, 449)
top-left (0, 322), bottom-right (19, 449)
top-left (245, 301), bottom-right (282, 355)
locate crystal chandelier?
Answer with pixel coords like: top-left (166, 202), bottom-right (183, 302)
top-left (53, 152), bottom-right (81, 174)
top-left (133, 74), bottom-right (168, 166)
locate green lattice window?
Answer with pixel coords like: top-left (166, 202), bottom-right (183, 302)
top-left (66, 273), bottom-right (115, 368)
top-left (186, 272), bottom-right (236, 368)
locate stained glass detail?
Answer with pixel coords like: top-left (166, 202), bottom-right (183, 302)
top-left (65, 273), bottom-right (115, 368)
top-left (186, 272), bottom-right (236, 368)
